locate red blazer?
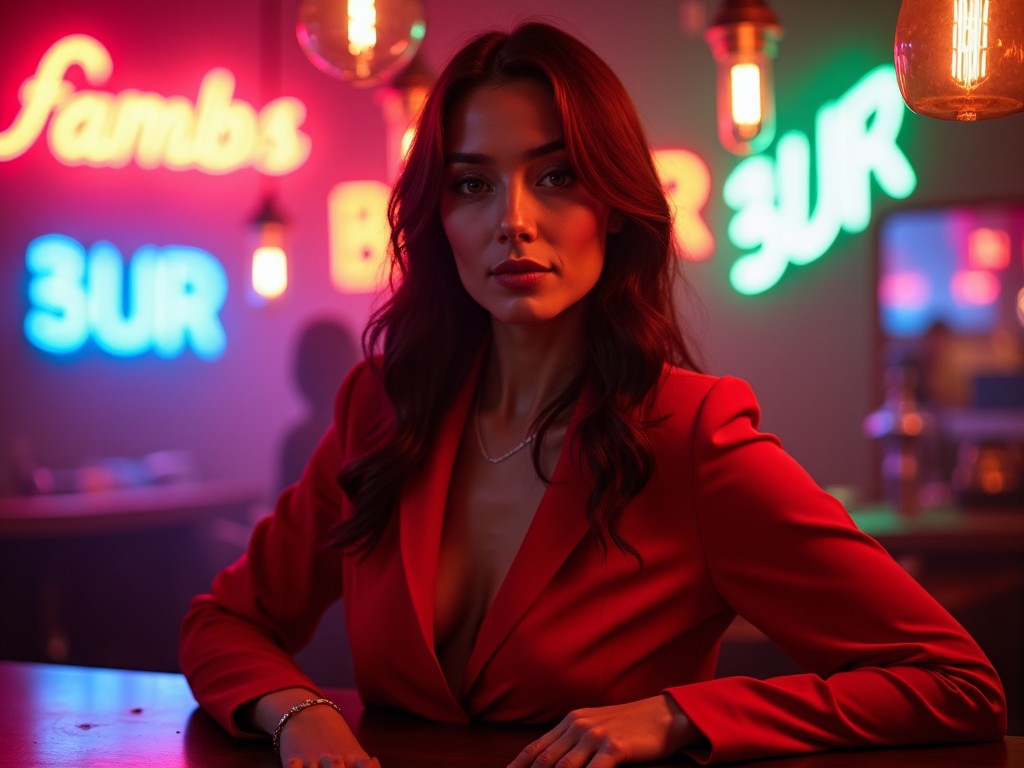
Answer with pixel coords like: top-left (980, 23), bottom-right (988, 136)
top-left (179, 360), bottom-right (1005, 763)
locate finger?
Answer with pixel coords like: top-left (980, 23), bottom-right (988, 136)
top-left (507, 725), bottom-right (566, 768)
top-left (583, 751), bottom-right (624, 768)
top-left (545, 741), bottom-right (597, 768)
top-left (527, 730), bottom-right (596, 768)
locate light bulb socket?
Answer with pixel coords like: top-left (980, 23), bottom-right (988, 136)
top-left (707, 0), bottom-right (782, 30)
top-left (250, 195), bottom-right (287, 229)
top-left (705, 23), bottom-right (782, 61)
top-left (249, 194), bottom-right (288, 252)
top-left (705, 0), bottom-right (783, 58)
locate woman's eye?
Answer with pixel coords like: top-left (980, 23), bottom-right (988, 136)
top-left (541, 168), bottom-right (576, 188)
top-left (454, 176), bottom-right (489, 196)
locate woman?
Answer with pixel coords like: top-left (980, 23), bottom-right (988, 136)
top-left (179, 21), bottom-right (1006, 768)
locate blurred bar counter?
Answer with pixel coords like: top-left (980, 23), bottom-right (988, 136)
top-left (0, 479), bottom-right (265, 537)
top-left (849, 504), bottom-right (1024, 553)
top-left (0, 480), bottom-right (265, 672)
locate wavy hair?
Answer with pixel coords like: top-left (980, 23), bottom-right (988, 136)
top-left (333, 21), bottom-right (703, 558)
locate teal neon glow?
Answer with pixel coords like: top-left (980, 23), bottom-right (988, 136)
top-left (24, 234), bottom-right (228, 360)
top-left (724, 64), bottom-right (918, 295)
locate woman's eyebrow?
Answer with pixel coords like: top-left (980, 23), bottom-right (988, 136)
top-left (445, 139), bottom-right (566, 166)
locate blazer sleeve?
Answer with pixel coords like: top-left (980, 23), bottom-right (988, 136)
top-left (178, 362), bottom-right (368, 736)
top-left (665, 376), bottom-right (1006, 764)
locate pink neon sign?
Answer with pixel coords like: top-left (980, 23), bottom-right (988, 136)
top-left (0, 35), bottom-right (311, 175)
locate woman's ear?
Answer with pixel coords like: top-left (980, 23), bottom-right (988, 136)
top-left (608, 211), bottom-right (625, 234)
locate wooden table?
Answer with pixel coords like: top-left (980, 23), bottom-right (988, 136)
top-left (1, 661), bottom-right (1019, 767)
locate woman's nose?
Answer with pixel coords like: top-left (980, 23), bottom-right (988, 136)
top-left (497, 182), bottom-right (537, 243)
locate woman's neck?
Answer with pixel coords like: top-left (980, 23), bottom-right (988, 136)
top-left (479, 304), bottom-right (588, 424)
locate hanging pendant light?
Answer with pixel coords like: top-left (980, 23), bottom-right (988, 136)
top-left (375, 50), bottom-right (434, 180)
top-left (894, 0), bottom-right (1024, 121)
top-left (704, 0), bottom-right (783, 156)
top-left (296, 0), bottom-right (426, 87)
top-left (250, 195), bottom-right (288, 302)
top-left (248, 0), bottom-right (289, 304)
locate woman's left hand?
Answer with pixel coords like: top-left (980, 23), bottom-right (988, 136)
top-left (506, 694), bottom-right (698, 768)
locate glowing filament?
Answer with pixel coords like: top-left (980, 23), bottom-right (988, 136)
top-left (348, 0), bottom-right (377, 57)
top-left (730, 63), bottom-right (763, 127)
top-left (952, 0), bottom-right (989, 88)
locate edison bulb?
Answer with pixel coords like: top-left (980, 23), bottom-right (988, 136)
top-left (894, 0), bottom-right (1024, 120)
top-left (296, 0), bottom-right (426, 87)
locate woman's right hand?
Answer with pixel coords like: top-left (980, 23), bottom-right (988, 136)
top-left (276, 702), bottom-right (380, 768)
top-left (248, 687), bottom-right (380, 768)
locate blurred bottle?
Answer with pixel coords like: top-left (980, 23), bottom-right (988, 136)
top-left (953, 440), bottom-right (1024, 506)
top-left (865, 359), bottom-right (932, 516)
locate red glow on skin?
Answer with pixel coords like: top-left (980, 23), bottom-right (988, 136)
top-left (951, 270), bottom-right (1000, 306)
top-left (439, 80), bottom-right (609, 326)
top-left (967, 227), bottom-right (1011, 270)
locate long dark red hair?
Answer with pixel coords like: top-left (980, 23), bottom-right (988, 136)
top-left (334, 21), bottom-right (703, 558)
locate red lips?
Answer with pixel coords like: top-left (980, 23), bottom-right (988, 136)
top-left (492, 258), bottom-right (549, 275)
top-left (491, 259), bottom-right (550, 289)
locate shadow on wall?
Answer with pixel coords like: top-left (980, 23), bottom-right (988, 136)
top-left (280, 317), bottom-right (360, 688)
top-left (279, 317), bottom-right (361, 490)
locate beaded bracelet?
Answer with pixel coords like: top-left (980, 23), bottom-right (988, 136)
top-left (271, 697), bottom-right (346, 755)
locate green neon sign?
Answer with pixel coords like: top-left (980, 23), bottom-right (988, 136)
top-left (724, 64), bottom-right (917, 295)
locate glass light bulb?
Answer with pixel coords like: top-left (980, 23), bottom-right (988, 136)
top-left (296, 0), bottom-right (426, 87)
top-left (249, 198), bottom-right (288, 301)
top-left (705, 2), bottom-right (782, 156)
top-left (894, 0), bottom-right (1024, 120)
top-left (252, 244), bottom-right (288, 300)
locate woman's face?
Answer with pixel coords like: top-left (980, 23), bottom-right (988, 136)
top-left (439, 79), bottom-right (613, 326)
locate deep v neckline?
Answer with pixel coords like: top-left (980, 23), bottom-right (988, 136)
top-left (434, 411), bottom-right (556, 695)
top-left (396, 359), bottom-right (597, 708)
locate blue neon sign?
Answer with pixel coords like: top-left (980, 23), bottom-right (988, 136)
top-left (25, 234), bottom-right (228, 360)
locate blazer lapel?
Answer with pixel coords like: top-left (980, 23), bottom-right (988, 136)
top-left (461, 387), bottom-right (596, 694)
top-left (398, 357), bottom-right (481, 657)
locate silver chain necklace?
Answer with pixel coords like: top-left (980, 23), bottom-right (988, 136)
top-left (474, 405), bottom-right (537, 464)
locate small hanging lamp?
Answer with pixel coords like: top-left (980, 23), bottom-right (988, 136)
top-left (375, 50), bottom-right (434, 180)
top-left (250, 195), bottom-right (288, 302)
top-left (248, 0), bottom-right (290, 304)
top-left (704, 0), bottom-right (784, 155)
